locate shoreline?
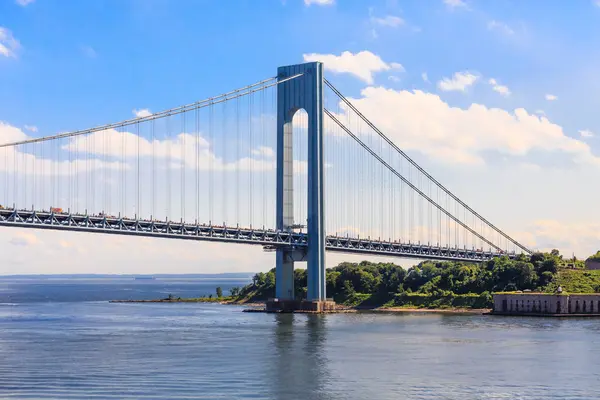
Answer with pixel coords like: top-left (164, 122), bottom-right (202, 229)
top-left (109, 298), bottom-right (490, 314)
top-left (372, 307), bottom-right (490, 314)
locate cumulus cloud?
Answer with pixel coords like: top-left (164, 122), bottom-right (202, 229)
top-left (0, 121), bottom-right (29, 144)
top-left (580, 130), bottom-right (594, 138)
top-left (488, 78), bottom-right (511, 97)
top-left (443, 0), bottom-right (468, 9)
top-left (62, 129), bottom-right (275, 172)
top-left (336, 86), bottom-right (600, 167)
top-left (488, 20), bottom-right (515, 36)
top-left (0, 27), bottom-right (20, 58)
top-left (520, 220), bottom-right (600, 258)
top-left (421, 72), bottom-right (430, 83)
top-left (545, 94), bottom-right (558, 101)
top-left (24, 125), bottom-right (38, 132)
top-left (251, 146), bottom-right (275, 158)
top-left (304, 0), bottom-right (333, 5)
top-left (303, 51), bottom-right (403, 84)
top-left (133, 108), bottom-right (152, 118)
top-left (371, 15), bottom-right (404, 27)
top-left (437, 71), bottom-right (478, 92)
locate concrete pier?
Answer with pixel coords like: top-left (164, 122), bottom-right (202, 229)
top-left (265, 298), bottom-right (337, 313)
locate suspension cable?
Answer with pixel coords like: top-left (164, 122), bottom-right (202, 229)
top-left (0, 74), bottom-right (304, 148)
top-left (324, 79), bottom-right (531, 254)
top-left (325, 108), bottom-right (503, 252)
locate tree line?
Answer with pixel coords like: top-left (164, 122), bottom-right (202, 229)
top-left (234, 251), bottom-right (568, 308)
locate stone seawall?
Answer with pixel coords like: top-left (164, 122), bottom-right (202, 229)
top-left (492, 293), bottom-right (600, 316)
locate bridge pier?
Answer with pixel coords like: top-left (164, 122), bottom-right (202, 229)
top-left (275, 250), bottom-right (294, 300)
top-left (270, 61), bottom-right (331, 312)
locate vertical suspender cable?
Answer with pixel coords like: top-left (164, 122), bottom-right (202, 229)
top-left (209, 101), bottom-right (214, 224)
top-left (152, 119), bottom-right (156, 219)
top-left (137, 122), bottom-right (140, 219)
top-left (167, 115), bottom-right (171, 221)
top-left (195, 107), bottom-right (199, 224)
top-left (182, 112), bottom-right (186, 222)
top-left (236, 96), bottom-right (240, 226)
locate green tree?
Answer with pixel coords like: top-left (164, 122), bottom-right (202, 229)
top-left (326, 271), bottom-right (341, 295)
top-left (253, 272), bottom-right (266, 287)
top-left (587, 251), bottom-right (600, 262)
top-left (216, 287), bottom-right (223, 298)
top-left (342, 280), bottom-right (355, 297)
top-left (265, 271), bottom-right (276, 288)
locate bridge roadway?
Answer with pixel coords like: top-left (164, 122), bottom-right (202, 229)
top-left (0, 208), bottom-right (516, 262)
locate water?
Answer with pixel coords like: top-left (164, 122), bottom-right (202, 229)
top-left (1, 278), bottom-right (600, 399)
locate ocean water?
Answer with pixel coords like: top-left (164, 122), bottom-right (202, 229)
top-left (1, 278), bottom-right (600, 399)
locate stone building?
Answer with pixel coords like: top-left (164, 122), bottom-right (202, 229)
top-left (492, 293), bottom-right (600, 316)
top-left (585, 259), bottom-right (600, 270)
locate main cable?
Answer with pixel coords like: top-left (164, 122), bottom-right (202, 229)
top-left (324, 79), bottom-right (531, 254)
top-left (325, 109), bottom-right (503, 252)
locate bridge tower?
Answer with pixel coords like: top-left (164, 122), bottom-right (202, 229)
top-left (269, 62), bottom-right (333, 312)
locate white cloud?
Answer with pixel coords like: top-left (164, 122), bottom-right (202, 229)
top-left (0, 122), bottom-right (125, 176)
top-left (304, 0), bottom-right (334, 5)
top-left (81, 45), bottom-right (97, 58)
top-left (437, 71), bottom-right (478, 92)
top-left (488, 20), bottom-right (515, 36)
top-left (133, 108), bottom-right (152, 118)
top-left (443, 0), bottom-right (467, 9)
top-left (488, 78), bottom-right (511, 97)
top-left (251, 146), bottom-right (275, 158)
top-left (336, 86), bottom-right (600, 167)
top-left (580, 129), bottom-right (595, 138)
top-left (371, 15), bottom-right (404, 27)
top-left (15, 0), bottom-right (35, 6)
top-left (535, 109), bottom-right (546, 116)
top-left (388, 75), bottom-right (400, 83)
top-left (63, 130), bottom-right (275, 172)
top-left (371, 29), bottom-right (379, 39)
top-left (595, 0), bottom-right (600, 7)
top-left (303, 51), bottom-right (403, 84)
top-left (0, 27), bottom-right (20, 58)
top-left (0, 121), bottom-right (28, 143)
top-left (24, 125), bottom-right (38, 132)
top-left (545, 94), bottom-right (558, 101)
top-left (421, 72), bottom-right (430, 83)
top-left (519, 220), bottom-right (600, 257)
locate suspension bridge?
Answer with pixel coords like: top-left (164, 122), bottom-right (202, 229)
top-left (0, 62), bottom-right (531, 309)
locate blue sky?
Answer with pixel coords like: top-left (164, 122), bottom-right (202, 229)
top-left (1, 0), bottom-right (600, 274)
top-left (1, 0), bottom-right (599, 138)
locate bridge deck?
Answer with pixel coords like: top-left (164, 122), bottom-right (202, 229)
top-left (0, 209), bottom-right (516, 262)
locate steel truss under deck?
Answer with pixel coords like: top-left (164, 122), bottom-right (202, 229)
top-left (0, 209), bottom-right (517, 262)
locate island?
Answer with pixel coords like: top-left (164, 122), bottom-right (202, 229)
top-left (111, 249), bottom-right (600, 314)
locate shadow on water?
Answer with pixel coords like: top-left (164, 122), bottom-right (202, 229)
top-left (270, 314), bottom-right (334, 400)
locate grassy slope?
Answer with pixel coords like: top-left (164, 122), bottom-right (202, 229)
top-left (546, 269), bottom-right (600, 293)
